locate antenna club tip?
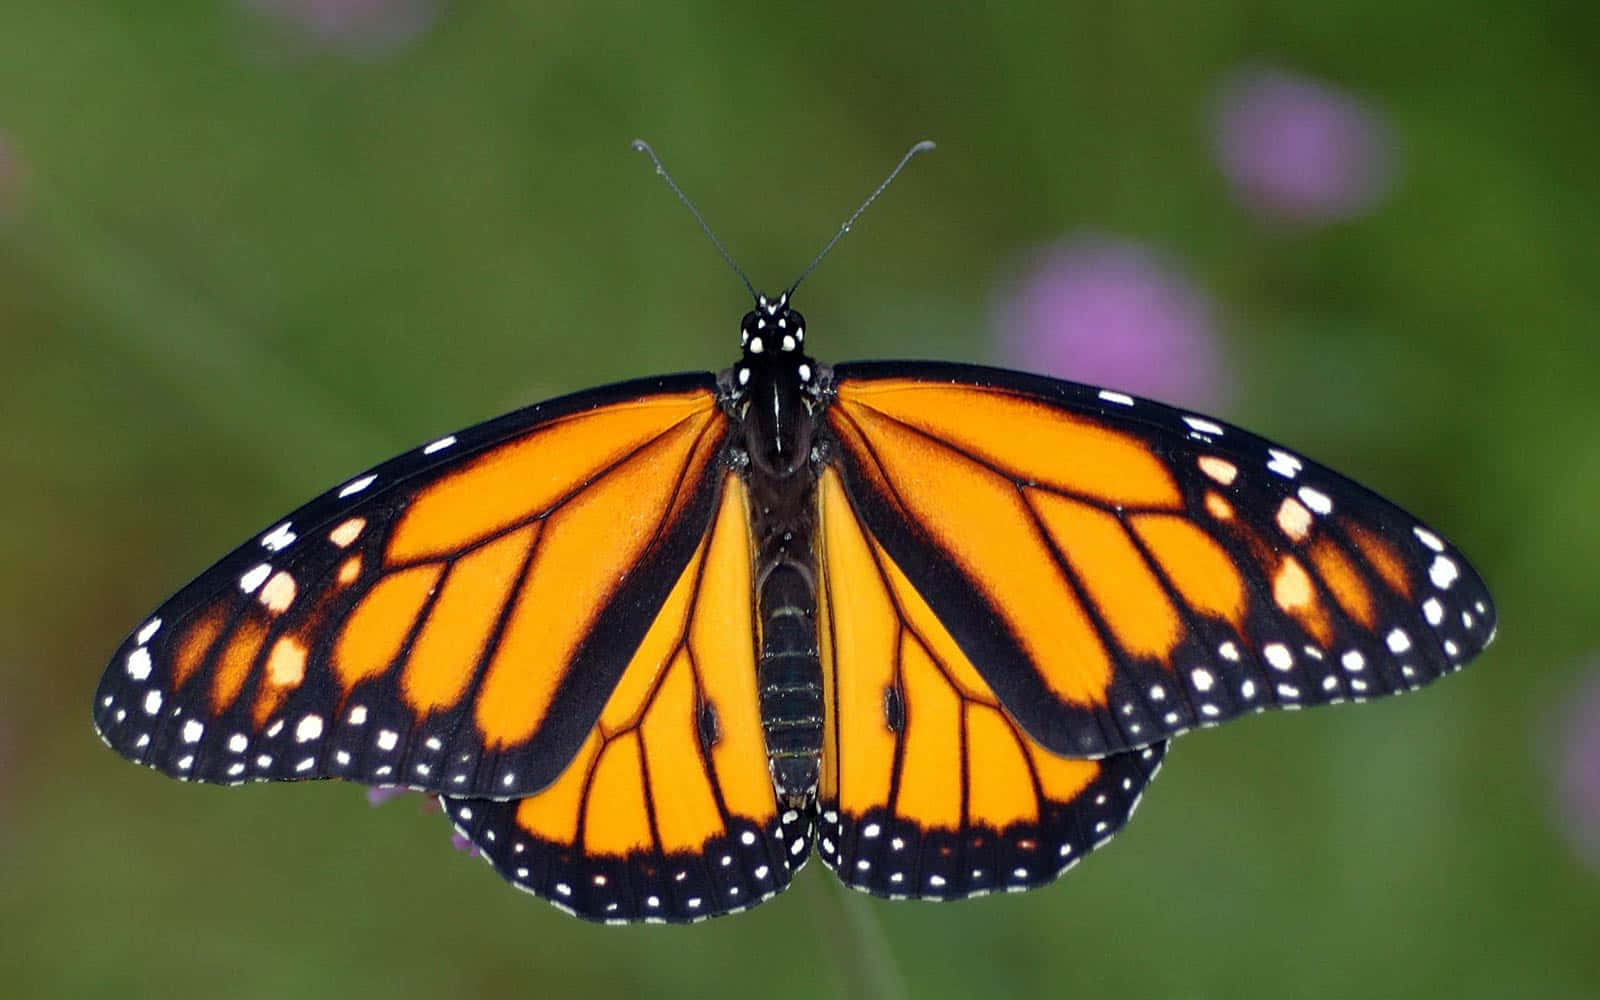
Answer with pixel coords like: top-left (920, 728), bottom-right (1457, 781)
top-left (630, 139), bottom-right (652, 153)
top-left (911, 139), bottom-right (937, 154)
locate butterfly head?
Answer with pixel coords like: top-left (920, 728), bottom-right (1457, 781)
top-left (733, 291), bottom-right (817, 392)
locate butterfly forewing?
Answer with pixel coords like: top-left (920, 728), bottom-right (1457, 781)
top-left (93, 376), bottom-right (730, 800)
top-left (824, 362), bottom-right (1495, 759)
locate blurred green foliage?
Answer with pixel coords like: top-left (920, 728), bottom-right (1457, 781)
top-left (4, 2), bottom-right (1598, 998)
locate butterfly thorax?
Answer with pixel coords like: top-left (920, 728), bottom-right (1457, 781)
top-left (719, 293), bottom-right (828, 808)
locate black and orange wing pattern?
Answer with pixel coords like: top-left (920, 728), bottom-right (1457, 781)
top-left (816, 466), bottom-right (1166, 899)
top-left (441, 474), bottom-right (810, 922)
top-left (823, 362), bottom-right (1496, 761)
top-left (92, 375), bottom-right (735, 801)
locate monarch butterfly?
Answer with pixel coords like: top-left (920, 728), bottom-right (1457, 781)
top-left (93, 141), bottom-right (1495, 924)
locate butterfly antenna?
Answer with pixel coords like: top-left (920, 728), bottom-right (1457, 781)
top-left (786, 140), bottom-right (936, 299)
top-left (631, 139), bottom-right (759, 303)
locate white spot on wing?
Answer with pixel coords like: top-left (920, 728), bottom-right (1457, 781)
top-left (136, 618), bottom-right (163, 645)
top-left (260, 521), bottom-right (297, 552)
top-left (1267, 449), bottom-right (1303, 478)
top-left (143, 690), bottom-right (163, 715)
top-left (1429, 555), bottom-right (1459, 589)
top-left (1098, 390), bottom-right (1135, 406)
top-left (1413, 526), bottom-right (1445, 552)
top-left (296, 715), bottom-right (324, 742)
top-left (239, 563), bottom-right (272, 594)
top-left (338, 474), bottom-right (377, 499)
top-left (181, 719), bottom-right (204, 743)
top-left (1183, 415), bottom-right (1225, 436)
top-left (126, 647), bottom-right (153, 681)
top-left (1297, 486), bottom-right (1333, 515)
top-left (423, 435), bottom-right (457, 455)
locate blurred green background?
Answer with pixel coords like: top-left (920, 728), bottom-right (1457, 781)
top-left (4, 2), bottom-right (1598, 998)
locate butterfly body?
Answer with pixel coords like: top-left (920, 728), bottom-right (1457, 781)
top-left (725, 294), bottom-right (828, 806)
top-left (94, 289), bottom-right (1494, 924)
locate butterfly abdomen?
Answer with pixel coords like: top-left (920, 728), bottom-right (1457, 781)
top-left (756, 561), bottom-right (823, 804)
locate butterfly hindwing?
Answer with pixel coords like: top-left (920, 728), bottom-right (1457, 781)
top-left (442, 473), bottom-right (810, 923)
top-left (824, 362), bottom-right (1496, 759)
top-left (92, 376), bottom-right (731, 800)
top-left (815, 467), bottom-right (1167, 899)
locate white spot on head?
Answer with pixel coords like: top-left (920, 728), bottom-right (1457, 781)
top-left (143, 690), bottom-right (163, 715)
top-left (376, 729), bottom-right (399, 751)
top-left (423, 435), bottom-right (457, 455)
top-left (126, 647), bottom-right (153, 682)
top-left (1386, 629), bottom-right (1412, 654)
top-left (182, 719), bottom-right (204, 743)
top-left (1429, 555), bottom-right (1459, 589)
top-left (1297, 486), bottom-right (1333, 515)
top-left (239, 563), bottom-right (272, 594)
top-left (1413, 526), bottom-right (1445, 552)
top-left (1098, 390), bottom-right (1135, 406)
top-left (338, 474), bottom-right (378, 499)
top-left (1183, 415), bottom-right (1225, 436)
top-left (1264, 643), bottom-right (1294, 671)
top-left (1267, 449), bottom-right (1303, 478)
top-left (295, 715), bottom-right (324, 742)
top-left (136, 618), bottom-right (163, 645)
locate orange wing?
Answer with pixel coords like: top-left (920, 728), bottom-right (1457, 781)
top-left (816, 467), bottom-right (1166, 898)
top-left (823, 363), bottom-right (1496, 760)
top-left (93, 377), bottom-right (733, 801)
top-left (442, 474), bottom-right (807, 922)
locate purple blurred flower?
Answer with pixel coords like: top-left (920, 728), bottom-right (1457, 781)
top-left (1551, 666), bottom-right (1600, 873)
top-left (990, 235), bottom-right (1231, 413)
top-left (1213, 67), bottom-right (1396, 225)
top-left (365, 785), bottom-right (479, 857)
top-left (241, 0), bottom-right (438, 57)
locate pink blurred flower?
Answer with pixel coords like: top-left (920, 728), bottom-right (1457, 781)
top-left (1212, 67), bottom-right (1396, 225)
top-left (1550, 665), bottom-right (1600, 873)
top-left (241, 0), bottom-right (438, 57)
top-left (990, 235), bottom-right (1232, 413)
top-left (366, 785), bottom-right (479, 857)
